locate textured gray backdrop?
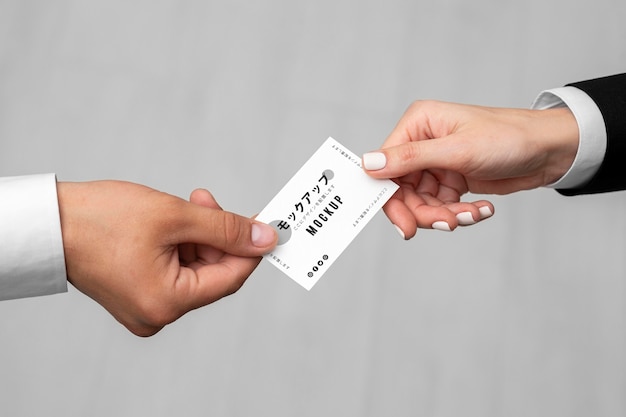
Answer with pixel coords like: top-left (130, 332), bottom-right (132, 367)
top-left (0, 1), bottom-right (625, 416)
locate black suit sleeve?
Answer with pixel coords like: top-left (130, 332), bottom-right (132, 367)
top-left (556, 73), bottom-right (626, 196)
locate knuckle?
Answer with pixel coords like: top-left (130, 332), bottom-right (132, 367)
top-left (407, 99), bottom-right (437, 114)
top-left (398, 142), bottom-right (420, 166)
top-left (220, 212), bottom-right (247, 247)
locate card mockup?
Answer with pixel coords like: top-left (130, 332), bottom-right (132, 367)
top-left (256, 137), bottom-right (399, 290)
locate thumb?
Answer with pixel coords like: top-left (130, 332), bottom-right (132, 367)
top-left (362, 138), bottom-right (463, 179)
top-left (172, 200), bottom-right (278, 257)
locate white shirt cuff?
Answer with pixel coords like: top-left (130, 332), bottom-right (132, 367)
top-left (531, 86), bottom-right (607, 189)
top-left (0, 174), bottom-right (68, 300)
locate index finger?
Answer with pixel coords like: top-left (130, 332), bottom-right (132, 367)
top-left (176, 254), bottom-right (261, 311)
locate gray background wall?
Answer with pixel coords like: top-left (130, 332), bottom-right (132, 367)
top-left (0, 1), bottom-right (625, 416)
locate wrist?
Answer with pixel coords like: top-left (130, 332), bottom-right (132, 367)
top-left (56, 182), bottom-right (84, 284)
top-left (530, 107), bottom-right (579, 186)
top-left (531, 86), bottom-right (606, 189)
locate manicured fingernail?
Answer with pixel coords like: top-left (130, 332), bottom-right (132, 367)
top-left (393, 224), bottom-right (407, 240)
top-left (456, 212), bottom-right (476, 225)
top-left (478, 206), bottom-right (493, 219)
top-left (362, 152), bottom-right (386, 170)
top-left (251, 223), bottom-right (276, 247)
top-left (432, 221), bottom-right (451, 231)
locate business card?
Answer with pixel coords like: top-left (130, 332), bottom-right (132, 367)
top-left (256, 137), bottom-right (399, 290)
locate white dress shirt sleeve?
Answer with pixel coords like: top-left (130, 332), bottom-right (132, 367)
top-left (531, 86), bottom-right (607, 189)
top-left (0, 173), bottom-right (68, 300)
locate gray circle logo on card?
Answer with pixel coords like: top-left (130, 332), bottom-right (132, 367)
top-left (269, 219), bottom-right (292, 245)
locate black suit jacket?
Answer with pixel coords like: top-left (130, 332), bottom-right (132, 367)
top-left (558, 73), bottom-right (626, 196)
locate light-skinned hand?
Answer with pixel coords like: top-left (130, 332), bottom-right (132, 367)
top-left (363, 100), bottom-right (579, 239)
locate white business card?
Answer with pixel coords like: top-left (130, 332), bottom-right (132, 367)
top-left (256, 137), bottom-right (399, 290)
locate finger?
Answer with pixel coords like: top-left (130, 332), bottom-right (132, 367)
top-left (363, 138), bottom-right (467, 180)
top-left (414, 170), bottom-right (441, 196)
top-left (388, 182), bottom-right (456, 232)
top-left (189, 188), bottom-right (222, 209)
top-left (391, 189), bottom-right (494, 231)
top-left (172, 203), bottom-right (277, 257)
top-left (473, 200), bottom-right (495, 220)
top-left (184, 188), bottom-right (226, 264)
top-left (429, 168), bottom-right (468, 201)
top-left (176, 254), bottom-right (261, 310)
top-left (408, 193), bottom-right (460, 231)
top-left (179, 188), bottom-right (276, 256)
top-left (441, 202), bottom-right (483, 226)
top-left (383, 193), bottom-right (418, 240)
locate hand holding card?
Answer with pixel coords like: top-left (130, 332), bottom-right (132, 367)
top-left (256, 137), bottom-right (399, 290)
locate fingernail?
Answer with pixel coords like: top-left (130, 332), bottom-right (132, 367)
top-left (393, 224), bottom-right (407, 240)
top-left (478, 206), bottom-right (493, 220)
top-left (251, 223), bottom-right (276, 247)
top-left (432, 221), bottom-right (452, 232)
top-left (362, 152), bottom-right (386, 170)
top-left (456, 212), bottom-right (476, 225)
